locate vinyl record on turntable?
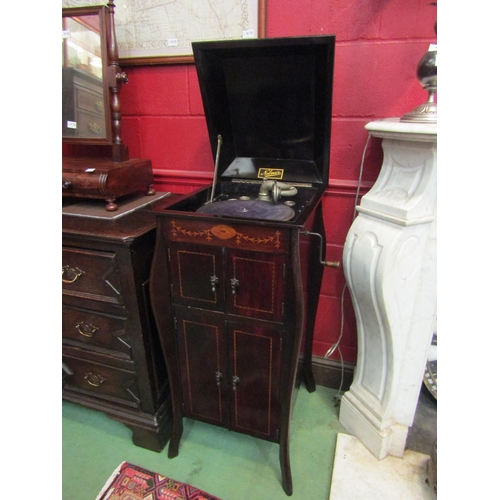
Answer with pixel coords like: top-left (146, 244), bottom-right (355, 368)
top-left (197, 199), bottom-right (295, 221)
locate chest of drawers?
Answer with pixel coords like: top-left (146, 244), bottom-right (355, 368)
top-left (62, 206), bottom-right (171, 452)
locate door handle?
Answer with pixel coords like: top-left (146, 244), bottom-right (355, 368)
top-left (230, 278), bottom-right (239, 295)
top-left (210, 276), bottom-right (219, 294)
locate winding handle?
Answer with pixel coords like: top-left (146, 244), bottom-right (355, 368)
top-left (324, 261), bottom-right (341, 268)
top-left (299, 231), bottom-right (342, 270)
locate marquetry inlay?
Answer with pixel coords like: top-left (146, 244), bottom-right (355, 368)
top-left (170, 220), bottom-right (282, 250)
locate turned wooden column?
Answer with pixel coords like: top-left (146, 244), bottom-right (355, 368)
top-left (339, 119), bottom-right (437, 459)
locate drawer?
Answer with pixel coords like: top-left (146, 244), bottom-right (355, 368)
top-left (62, 247), bottom-right (123, 305)
top-left (61, 169), bottom-right (108, 198)
top-left (75, 86), bottom-right (105, 115)
top-left (62, 353), bottom-right (140, 408)
top-left (62, 305), bottom-right (130, 359)
top-left (75, 109), bottom-right (106, 137)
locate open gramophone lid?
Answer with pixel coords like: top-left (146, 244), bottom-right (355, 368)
top-left (192, 36), bottom-right (335, 188)
top-left (197, 199), bottom-right (295, 221)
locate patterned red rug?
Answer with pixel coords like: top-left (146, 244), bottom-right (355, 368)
top-left (95, 462), bottom-right (222, 500)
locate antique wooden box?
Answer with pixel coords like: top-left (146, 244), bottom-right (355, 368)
top-left (62, 156), bottom-right (155, 211)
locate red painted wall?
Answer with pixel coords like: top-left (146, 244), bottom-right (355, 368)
top-left (119, 0), bottom-right (437, 365)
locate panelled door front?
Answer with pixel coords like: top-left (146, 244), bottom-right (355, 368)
top-left (227, 320), bottom-right (282, 442)
top-left (174, 306), bottom-right (282, 441)
top-left (174, 305), bottom-right (228, 427)
top-left (225, 249), bottom-right (285, 322)
top-left (170, 241), bottom-right (284, 442)
top-left (169, 242), bottom-right (225, 312)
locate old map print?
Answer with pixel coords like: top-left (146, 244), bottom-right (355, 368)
top-left (114, 0), bottom-right (259, 59)
top-left (63, 1), bottom-right (260, 60)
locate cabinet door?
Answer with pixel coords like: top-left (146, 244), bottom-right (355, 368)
top-left (226, 249), bottom-right (284, 322)
top-left (227, 321), bottom-right (282, 442)
top-left (169, 242), bottom-right (225, 312)
top-left (174, 306), bottom-right (228, 427)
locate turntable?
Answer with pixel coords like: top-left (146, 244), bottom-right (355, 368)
top-left (150, 35), bottom-right (336, 496)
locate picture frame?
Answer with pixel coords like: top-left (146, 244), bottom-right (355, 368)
top-left (118, 0), bottom-right (266, 66)
top-left (70, 1), bottom-right (267, 67)
top-left (63, 1), bottom-right (266, 65)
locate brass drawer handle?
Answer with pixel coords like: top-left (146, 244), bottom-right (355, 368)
top-left (232, 375), bottom-right (240, 391)
top-left (62, 265), bottom-right (84, 284)
top-left (215, 371), bottom-right (223, 387)
top-left (88, 122), bottom-right (102, 134)
top-left (84, 372), bottom-right (106, 387)
top-left (76, 322), bottom-right (98, 338)
top-left (95, 100), bottom-right (104, 113)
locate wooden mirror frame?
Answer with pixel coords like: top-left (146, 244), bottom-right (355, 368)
top-left (62, 1), bottom-right (129, 162)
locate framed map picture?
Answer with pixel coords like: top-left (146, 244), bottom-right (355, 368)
top-left (63, 0), bottom-right (267, 65)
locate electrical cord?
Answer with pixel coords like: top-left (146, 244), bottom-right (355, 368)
top-left (325, 133), bottom-right (372, 403)
top-left (352, 133), bottom-right (372, 222)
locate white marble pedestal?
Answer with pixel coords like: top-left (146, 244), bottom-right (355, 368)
top-left (339, 118), bottom-right (437, 459)
top-left (329, 433), bottom-right (436, 500)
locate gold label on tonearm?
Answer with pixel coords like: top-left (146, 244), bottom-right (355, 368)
top-left (257, 168), bottom-right (284, 180)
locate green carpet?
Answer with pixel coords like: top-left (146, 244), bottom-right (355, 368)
top-left (62, 384), bottom-right (345, 500)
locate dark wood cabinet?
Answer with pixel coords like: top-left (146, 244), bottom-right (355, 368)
top-left (62, 206), bottom-right (171, 452)
top-left (149, 35), bottom-right (336, 495)
top-left (150, 200), bottom-right (327, 495)
top-left (167, 240), bottom-right (284, 441)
